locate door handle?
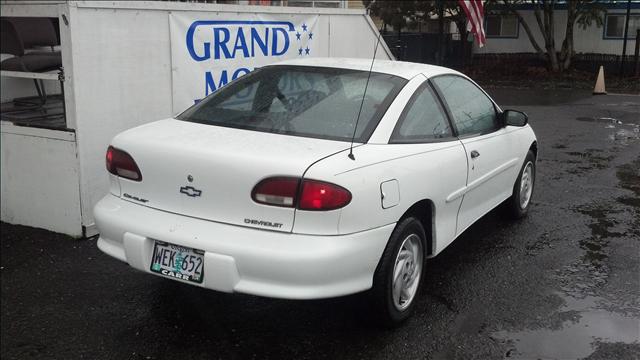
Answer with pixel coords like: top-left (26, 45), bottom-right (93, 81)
top-left (470, 150), bottom-right (480, 159)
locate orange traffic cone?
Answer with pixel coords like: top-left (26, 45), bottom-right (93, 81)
top-left (593, 65), bottom-right (606, 95)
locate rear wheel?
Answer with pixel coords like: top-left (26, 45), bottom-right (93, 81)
top-left (506, 150), bottom-right (536, 219)
top-left (370, 217), bottom-right (426, 327)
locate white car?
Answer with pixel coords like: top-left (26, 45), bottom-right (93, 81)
top-left (94, 58), bottom-right (537, 325)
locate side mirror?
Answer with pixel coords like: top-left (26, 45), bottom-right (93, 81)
top-left (502, 109), bottom-right (528, 127)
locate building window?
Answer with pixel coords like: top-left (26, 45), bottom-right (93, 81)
top-left (285, 0), bottom-right (343, 7)
top-left (485, 15), bottom-right (518, 38)
top-left (1, 17), bottom-right (67, 130)
top-left (249, 0), bottom-right (284, 5)
top-left (604, 14), bottom-right (640, 39)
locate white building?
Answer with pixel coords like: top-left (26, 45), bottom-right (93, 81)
top-left (475, 2), bottom-right (639, 55)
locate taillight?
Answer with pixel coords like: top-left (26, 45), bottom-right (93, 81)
top-left (106, 146), bottom-right (142, 181)
top-left (252, 177), bottom-right (299, 207)
top-left (298, 179), bottom-right (351, 211)
top-left (251, 177), bottom-right (351, 211)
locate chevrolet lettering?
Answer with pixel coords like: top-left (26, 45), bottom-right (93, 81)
top-left (244, 219), bottom-right (283, 229)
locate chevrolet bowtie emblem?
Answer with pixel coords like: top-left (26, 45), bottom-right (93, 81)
top-left (180, 186), bottom-right (202, 197)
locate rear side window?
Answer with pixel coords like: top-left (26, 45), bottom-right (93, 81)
top-left (390, 83), bottom-right (452, 143)
top-left (431, 75), bottom-right (498, 136)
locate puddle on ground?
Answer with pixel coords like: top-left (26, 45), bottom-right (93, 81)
top-left (575, 205), bottom-right (625, 269)
top-left (575, 117), bottom-right (623, 124)
top-left (550, 204), bottom-right (624, 299)
top-left (617, 196), bottom-right (640, 208)
top-left (616, 159), bottom-right (640, 198)
top-left (574, 117), bottom-right (640, 145)
top-left (616, 159), bottom-right (640, 238)
top-left (564, 149), bottom-right (615, 174)
top-left (609, 128), bottom-right (640, 143)
top-left (492, 293), bottom-right (640, 359)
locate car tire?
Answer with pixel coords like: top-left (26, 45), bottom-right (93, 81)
top-left (506, 150), bottom-right (536, 219)
top-left (370, 216), bottom-right (426, 327)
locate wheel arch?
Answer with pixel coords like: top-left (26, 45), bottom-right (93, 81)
top-left (529, 140), bottom-right (538, 159)
top-left (399, 199), bottom-right (435, 256)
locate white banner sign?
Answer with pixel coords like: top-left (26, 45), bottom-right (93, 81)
top-left (169, 13), bottom-right (322, 113)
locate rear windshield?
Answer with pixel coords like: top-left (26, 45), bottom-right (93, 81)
top-left (177, 65), bottom-right (407, 142)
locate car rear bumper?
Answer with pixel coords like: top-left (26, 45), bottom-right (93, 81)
top-left (94, 194), bottom-right (394, 299)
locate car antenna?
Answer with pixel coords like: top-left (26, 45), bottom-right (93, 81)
top-left (348, 29), bottom-right (383, 161)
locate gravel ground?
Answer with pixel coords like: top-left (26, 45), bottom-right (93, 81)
top-left (1, 89), bottom-right (639, 360)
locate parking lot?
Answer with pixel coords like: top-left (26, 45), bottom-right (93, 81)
top-left (1, 89), bottom-right (639, 360)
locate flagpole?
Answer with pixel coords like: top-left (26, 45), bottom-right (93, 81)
top-left (620, 0), bottom-right (632, 77)
top-left (438, 0), bottom-right (445, 65)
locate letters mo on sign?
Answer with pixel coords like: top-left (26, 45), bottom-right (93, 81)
top-left (170, 13), bottom-right (321, 113)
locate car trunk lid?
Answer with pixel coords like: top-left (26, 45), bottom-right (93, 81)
top-left (110, 119), bottom-right (349, 232)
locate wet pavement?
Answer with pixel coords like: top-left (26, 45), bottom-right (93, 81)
top-left (2, 89), bottom-right (639, 359)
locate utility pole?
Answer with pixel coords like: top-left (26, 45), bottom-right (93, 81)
top-left (634, 29), bottom-right (640, 76)
top-left (437, 0), bottom-right (444, 65)
top-left (619, 0), bottom-right (632, 77)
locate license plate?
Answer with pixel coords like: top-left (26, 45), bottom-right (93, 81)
top-left (150, 241), bottom-right (204, 284)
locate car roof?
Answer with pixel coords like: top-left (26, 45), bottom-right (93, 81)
top-left (269, 57), bottom-right (461, 80)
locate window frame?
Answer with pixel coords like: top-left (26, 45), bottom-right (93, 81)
top-left (429, 74), bottom-right (503, 139)
top-left (603, 13), bottom-right (640, 40)
top-left (484, 14), bottom-right (519, 39)
top-left (389, 80), bottom-right (457, 144)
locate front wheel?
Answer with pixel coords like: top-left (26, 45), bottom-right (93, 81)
top-left (369, 217), bottom-right (426, 327)
top-left (506, 150), bottom-right (536, 219)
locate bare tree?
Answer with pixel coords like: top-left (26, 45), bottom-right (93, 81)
top-left (493, 0), bottom-right (605, 72)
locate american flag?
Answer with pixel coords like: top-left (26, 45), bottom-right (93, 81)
top-left (458, 0), bottom-right (486, 48)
